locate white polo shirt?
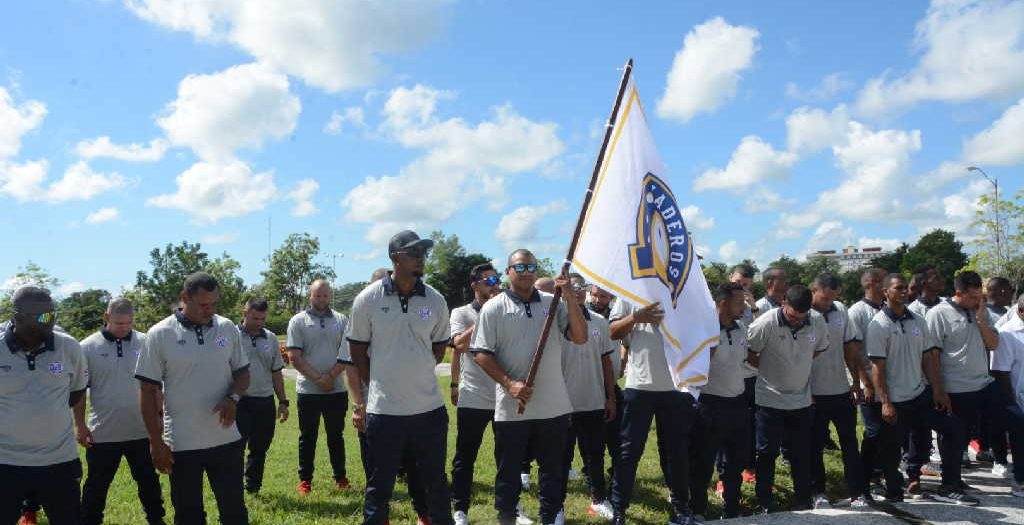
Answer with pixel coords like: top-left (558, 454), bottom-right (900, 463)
top-left (81, 328), bottom-right (148, 443)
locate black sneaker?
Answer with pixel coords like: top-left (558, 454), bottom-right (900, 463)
top-left (884, 491), bottom-right (904, 503)
top-left (931, 485), bottom-right (979, 506)
top-left (609, 514), bottom-right (625, 525)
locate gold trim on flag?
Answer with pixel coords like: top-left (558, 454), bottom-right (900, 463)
top-left (673, 335), bottom-right (719, 375)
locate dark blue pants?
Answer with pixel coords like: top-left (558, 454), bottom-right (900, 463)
top-left (170, 440), bottom-right (248, 525)
top-left (755, 405), bottom-right (812, 510)
top-left (879, 389), bottom-right (965, 497)
top-left (1004, 401), bottom-right (1024, 483)
top-left (811, 394), bottom-right (865, 498)
top-left (582, 386), bottom-right (624, 492)
top-left (494, 416), bottom-right (568, 525)
top-left (690, 393), bottom-right (748, 518)
top-left (451, 407), bottom-right (495, 513)
top-left (611, 389), bottom-right (696, 517)
top-left (562, 410), bottom-right (607, 504)
top-left (859, 401), bottom-right (883, 481)
top-left (297, 392), bottom-right (348, 483)
top-left (81, 438), bottom-right (164, 525)
top-left (360, 430), bottom-right (428, 517)
top-left (236, 395), bottom-right (275, 493)
top-left (363, 407), bottom-right (451, 525)
top-left (949, 382), bottom-right (1007, 464)
top-left (0, 460), bottom-right (82, 525)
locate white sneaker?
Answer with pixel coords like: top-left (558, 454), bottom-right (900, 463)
top-left (520, 473), bottom-right (532, 490)
top-left (1012, 481), bottom-right (1024, 497)
top-left (516, 502), bottom-right (534, 525)
top-left (993, 463), bottom-right (1012, 478)
top-left (553, 509), bottom-right (565, 525)
top-left (454, 510), bottom-right (469, 525)
top-left (588, 500), bottom-right (614, 519)
top-left (813, 494), bottom-right (832, 509)
top-left (567, 468), bottom-right (580, 481)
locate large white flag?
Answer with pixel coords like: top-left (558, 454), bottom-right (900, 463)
top-left (572, 71), bottom-right (719, 391)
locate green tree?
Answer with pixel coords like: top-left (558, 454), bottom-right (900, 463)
top-left (205, 253), bottom-right (247, 320)
top-left (261, 233), bottom-right (335, 314)
top-left (870, 243), bottom-right (908, 274)
top-left (901, 229), bottom-right (968, 295)
top-left (334, 281), bottom-right (369, 315)
top-left (702, 262), bottom-right (730, 291)
top-left (839, 270), bottom-right (864, 305)
top-left (800, 256), bottom-right (841, 286)
top-left (1, 261), bottom-right (62, 320)
top-left (424, 231), bottom-right (492, 309)
top-left (58, 289), bottom-right (111, 339)
top-left (969, 190), bottom-right (1024, 288)
top-left (766, 255), bottom-right (805, 287)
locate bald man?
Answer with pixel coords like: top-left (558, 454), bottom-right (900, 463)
top-left (287, 280), bottom-right (352, 494)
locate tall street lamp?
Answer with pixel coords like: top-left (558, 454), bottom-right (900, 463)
top-left (967, 166), bottom-right (1002, 270)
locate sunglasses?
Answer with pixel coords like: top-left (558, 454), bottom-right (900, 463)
top-left (18, 310), bottom-right (57, 325)
top-left (477, 275), bottom-right (501, 287)
top-left (509, 263), bottom-right (538, 274)
top-left (571, 283), bottom-right (587, 291)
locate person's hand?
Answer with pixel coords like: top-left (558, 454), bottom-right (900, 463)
top-left (743, 289), bottom-right (756, 309)
top-left (75, 424), bottom-right (94, 448)
top-left (150, 440), bottom-right (174, 475)
top-left (554, 274), bottom-right (574, 301)
top-left (507, 380), bottom-right (533, 404)
top-left (933, 390), bottom-right (953, 415)
top-left (634, 302), bottom-right (665, 325)
top-left (351, 404), bottom-right (367, 433)
top-left (604, 397), bottom-right (617, 423)
top-left (850, 385), bottom-right (864, 404)
top-left (316, 373), bottom-right (336, 392)
top-left (975, 301), bottom-right (991, 325)
top-left (277, 402), bottom-right (290, 423)
top-left (862, 384), bottom-right (875, 404)
top-left (881, 401), bottom-right (897, 425)
top-left (450, 384), bottom-right (460, 406)
top-left (213, 397), bottom-right (237, 428)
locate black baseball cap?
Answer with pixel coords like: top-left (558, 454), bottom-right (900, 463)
top-left (388, 230), bottom-right (434, 255)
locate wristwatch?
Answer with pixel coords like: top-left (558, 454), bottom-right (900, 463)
top-left (227, 393), bottom-right (241, 403)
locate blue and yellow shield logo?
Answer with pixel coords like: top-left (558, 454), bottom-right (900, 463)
top-left (627, 173), bottom-right (694, 307)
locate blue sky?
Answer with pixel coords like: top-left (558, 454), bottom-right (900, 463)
top-left (2, 0), bottom-right (1023, 295)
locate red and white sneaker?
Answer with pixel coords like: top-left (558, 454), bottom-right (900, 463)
top-left (715, 481), bottom-right (725, 496)
top-left (18, 512), bottom-right (38, 525)
top-left (587, 500), bottom-right (614, 519)
top-left (297, 480), bottom-right (312, 494)
top-left (417, 516), bottom-right (433, 525)
top-left (336, 478), bottom-right (353, 490)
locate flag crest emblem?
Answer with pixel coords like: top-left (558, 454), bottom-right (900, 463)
top-left (628, 173), bottom-right (693, 307)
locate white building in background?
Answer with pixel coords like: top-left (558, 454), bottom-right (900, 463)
top-left (815, 246), bottom-right (893, 272)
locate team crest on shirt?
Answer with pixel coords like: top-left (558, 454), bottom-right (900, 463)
top-left (420, 308), bottom-right (433, 320)
top-left (627, 173), bottom-right (693, 308)
top-left (262, 343), bottom-right (272, 353)
top-left (807, 334), bottom-right (817, 344)
top-left (215, 335), bottom-right (228, 347)
top-left (913, 326), bottom-right (922, 337)
top-left (48, 361), bottom-right (64, 375)
top-left (591, 327), bottom-right (600, 337)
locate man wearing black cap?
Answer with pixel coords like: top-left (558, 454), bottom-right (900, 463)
top-left (349, 231), bottom-right (454, 525)
top-left (0, 286), bottom-right (88, 525)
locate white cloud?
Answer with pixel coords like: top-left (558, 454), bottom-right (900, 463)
top-left (351, 249), bottom-right (381, 261)
top-left (0, 86), bottom-right (46, 159)
top-left (157, 62), bottom-right (300, 162)
top-left (47, 162), bottom-right (127, 203)
top-left (718, 240), bottom-right (740, 263)
top-left (785, 105), bottom-right (850, 154)
top-left (57, 281), bottom-right (86, 297)
top-left (494, 199), bottom-right (567, 252)
top-left (287, 178), bottom-right (319, 217)
top-left (680, 205), bottom-right (714, 231)
top-left (858, 237), bottom-right (903, 252)
top-left (85, 207), bottom-right (120, 224)
top-left (125, 0), bottom-right (448, 93)
top-left (695, 135), bottom-right (796, 190)
top-left (744, 187), bottom-right (796, 213)
top-left (75, 136), bottom-right (168, 162)
top-left (802, 221), bottom-right (855, 257)
top-left (323, 107), bottom-right (366, 135)
top-left (147, 159), bottom-right (277, 224)
top-left (0, 159), bottom-right (48, 201)
top-left (203, 231), bottom-right (240, 245)
top-left (785, 72), bottom-right (853, 102)
top-left (963, 97), bottom-right (1024, 166)
top-left (856, 0), bottom-right (1024, 117)
top-left (656, 17), bottom-right (760, 123)
top-left (342, 84), bottom-right (564, 243)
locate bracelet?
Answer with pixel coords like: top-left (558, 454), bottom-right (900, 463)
top-left (278, 399), bottom-right (290, 406)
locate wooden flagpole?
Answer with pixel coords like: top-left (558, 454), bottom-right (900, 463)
top-left (518, 58), bottom-right (634, 413)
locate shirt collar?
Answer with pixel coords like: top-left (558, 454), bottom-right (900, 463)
top-left (764, 295), bottom-right (781, 308)
top-left (883, 306), bottom-right (914, 322)
top-left (720, 319), bottom-right (740, 333)
top-left (946, 298), bottom-right (975, 322)
top-left (579, 304), bottom-right (592, 321)
top-left (918, 295), bottom-right (941, 308)
top-left (4, 321), bottom-right (55, 355)
top-left (100, 327), bottom-right (133, 342)
top-left (237, 324), bottom-right (267, 339)
top-left (504, 288), bottom-right (541, 304)
top-left (471, 300), bottom-right (483, 312)
top-left (860, 297), bottom-right (884, 310)
top-left (174, 310), bottom-right (214, 329)
top-left (776, 307), bottom-right (807, 331)
top-left (305, 307), bottom-right (336, 319)
top-left (382, 272), bottom-right (426, 297)
top-left (587, 302), bottom-right (611, 318)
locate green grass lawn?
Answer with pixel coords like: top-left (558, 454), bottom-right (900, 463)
top-left (52, 374), bottom-right (856, 524)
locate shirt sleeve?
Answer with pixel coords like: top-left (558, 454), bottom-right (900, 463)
top-left (470, 303), bottom-right (498, 355)
top-left (268, 331), bottom-right (285, 371)
top-left (431, 298), bottom-right (451, 345)
top-left (602, 321), bottom-right (616, 356)
top-left (66, 338), bottom-right (88, 392)
top-left (865, 317), bottom-right (889, 359)
top-left (992, 332), bottom-right (1018, 372)
top-left (347, 291), bottom-right (372, 344)
top-left (746, 317), bottom-right (768, 355)
top-left (925, 308), bottom-right (944, 351)
top-left (285, 314), bottom-right (304, 350)
top-left (336, 321), bottom-right (353, 364)
top-left (841, 308), bottom-right (856, 344)
top-left (814, 317), bottom-right (830, 353)
top-left (228, 324), bottom-right (249, 372)
top-left (450, 307), bottom-right (470, 338)
top-left (135, 329), bottom-right (164, 384)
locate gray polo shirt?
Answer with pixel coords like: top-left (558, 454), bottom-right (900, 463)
top-left (754, 296), bottom-right (781, 320)
top-left (611, 299), bottom-right (676, 392)
top-left (925, 299), bottom-right (996, 394)
top-left (865, 307), bottom-right (928, 403)
top-left (748, 308), bottom-right (829, 410)
top-left (471, 289), bottom-right (573, 422)
top-left (702, 320), bottom-right (749, 398)
top-left (287, 309), bottom-right (349, 395)
top-left (348, 275), bottom-right (449, 416)
top-left (848, 297), bottom-right (884, 388)
top-left (450, 301), bottom-right (495, 411)
top-left (562, 307), bottom-right (614, 412)
top-left (81, 329), bottom-right (148, 443)
top-left (239, 326), bottom-right (283, 398)
top-left (908, 297), bottom-right (942, 319)
top-left (135, 312), bottom-right (249, 452)
top-left (588, 302), bottom-right (622, 380)
top-left (811, 302), bottom-right (856, 396)
top-left (0, 323), bottom-right (87, 466)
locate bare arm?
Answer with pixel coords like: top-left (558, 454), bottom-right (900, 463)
top-left (977, 311), bottom-right (999, 351)
top-left (350, 342), bottom-right (371, 387)
top-left (561, 288), bottom-right (588, 345)
top-left (72, 393), bottom-right (93, 447)
top-left (922, 349), bottom-right (952, 414)
top-left (618, 344), bottom-right (628, 379)
top-left (140, 382), bottom-right (172, 474)
top-left (272, 370), bottom-right (290, 422)
top-left (746, 350), bottom-right (760, 368)
top-left (870, 358), bottom-right (896, 425)
top-left (450, 327), bottom-right (474, 385)
top-left (432, 342), bottom-right (447, 364)
top-left (287, 349), bottom-right (324, 382)
top-left (843, 341), bottom-right (864, 398)
top-left (601, 354), bottom-right (617, 422)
